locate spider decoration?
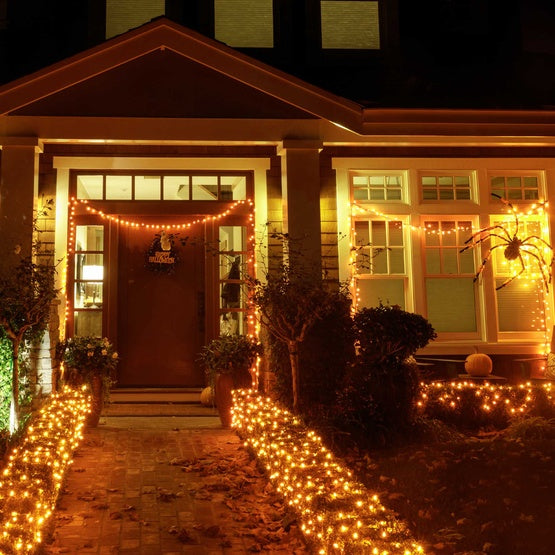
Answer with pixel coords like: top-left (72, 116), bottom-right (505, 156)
top-left (460, 195), bottom-right (554, 291)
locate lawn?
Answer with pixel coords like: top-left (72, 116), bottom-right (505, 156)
top-left (347, 431), bottom-right (555, 555)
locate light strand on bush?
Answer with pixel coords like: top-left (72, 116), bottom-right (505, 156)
top-left (0, 387), bottom-right (90, 554)
top-left (232, 389), bottom-right (424, 554)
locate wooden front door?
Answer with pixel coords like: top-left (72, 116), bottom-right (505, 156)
top-left (116, 225), bottom-right (205, 387)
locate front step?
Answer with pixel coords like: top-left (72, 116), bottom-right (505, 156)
top-left (109, 387), bottom-right (203, 404)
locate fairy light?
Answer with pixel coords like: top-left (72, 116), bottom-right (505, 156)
top-left (418, 380), bottom-right (554, 418)
top-left (232, 389), bottom-right (424, 554)
top-left (0, 387), bottom-right (90, 554)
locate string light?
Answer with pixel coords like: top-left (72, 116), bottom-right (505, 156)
top-left (232, 389), bottom-right (424, 554)
top-left (0, 387), bottom-right (90, 554)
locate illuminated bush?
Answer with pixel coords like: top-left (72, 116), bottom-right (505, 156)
top-left (0, 387), bottom-right (89, 554)
top-left (418, 381), bottom-right (555, 430)
top-left (232, 389), bottom-right (424, 554)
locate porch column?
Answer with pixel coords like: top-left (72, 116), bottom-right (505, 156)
top-left (0, 138), bottom-right (42, 265)
top-left (277, 139), bottom-right (323, 279)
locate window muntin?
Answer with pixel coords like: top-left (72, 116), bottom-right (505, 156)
top-left (354, 219), bottom-right (406, 309)
top-left (75, 173), bottom-right (247, 201)
top-left (352, 173), bottom-right (403, 202)
top-left (321, 1), bottom-right (380, 50)
top-left (421, 174), bottom-right (472, 201)
top-left (73, 225), bottom-right (104, 337)
top-left (215, 0), bottom-right (274, 47)
top-left (490, 175), bottom-right (540, 201)
top-left (423, 219), bottom-right (477, 333)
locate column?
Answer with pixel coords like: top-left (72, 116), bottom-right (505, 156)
top-left (0, 138), bottom-right (42, 264)
top-left (278, 139), bottom-right (323, 279)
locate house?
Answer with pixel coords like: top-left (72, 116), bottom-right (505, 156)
top-left (0, 8), bottom-right (554, 389)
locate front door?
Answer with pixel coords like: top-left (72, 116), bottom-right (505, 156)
top-left (116, 225), bottom-right (205, 387)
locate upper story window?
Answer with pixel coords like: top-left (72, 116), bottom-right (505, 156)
top-left (490, 174), bottom-right (541, 201)
top-left (351, 172), bottom-right (404, 202)
top-left (215, 0), bottom-right (274, 47)
top-left (321, 1), bottom-right (380, 50)
top-left (76, 173), bottom-right (247, 201)
top-left (106, 0), bottom-right (164, 39)
top-left (420, 173), bottom-right (473, 201)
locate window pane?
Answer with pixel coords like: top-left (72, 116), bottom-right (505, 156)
top-left (220, 175), bottom-right (246, 200)
top-left (219, 226), bottom-right (246, 253)
top-left (423, 188), bottom-right (438, 200)
top-left (426, 278), bottom-right (476, 332)
top-left (371, 220), bottom-right (386, 245)
top-left (75, 253), bottom-right (103, 280)
top-left (106, 0), bottom-right (164, 39)
top-left (371, 249), bottom-right (388, 274)
top-left (369, 189), bottom-right (385, 200)
top-left (74, 311), bottom-right (102, 337)
top-left (507, 176), bottom-right (521, 188)
top-left (321, 1), bottom-right (380, 49)
top-left (75, 225), bottom-right (104, 252)
top-left (357, 278), bottom-right (405, 309)
top-left (192, 176), bottom-right (218, 200)
top-left (353, 188), bottom-right (369, 200)
top-left (135, 176), bottom-right (161, 200)
top-left (438, 176), bottom-right (453, 186)
top-left (496, 280), bottom-right (542, 331)
top-left (426, 249), bottom-right (441, 274)
top-left (106, 175), bottom-right (132, 200)
top-left (460, 249), bottom-right (475, 274)
top-left (524, 176), bottom-right (538, 188)
top-left (354, 221), bottom-right (370, 246)
top-left (439, 189), bottom-right (454, 200)
top-left (219, 311), bottom-right (247, 335)
top-left (443, 250), bottom-right (458, 274)
top-left (388, 221), bottom-right (403, 246)
top-left (74, 282), bottom-right (103, 308)
top-left (386, 189), bottom-right (402, 200)
top-left (163, 176), bottom-right (189, 200)
top-left (389, 249), bottom-right (405, 274)
top-left (77, 175), bottom-right (103, 199)
top-left (215, 0), bottom-right (274, 47)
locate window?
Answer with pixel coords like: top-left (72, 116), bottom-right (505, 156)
top-left (490, 174), bottom-right (540, 201)
top-left (215, 0), bottom-right (274, 47)
top-left (75, 173), bottom-right (247, 201)
top-left (219, 226), bottom-right (248, 335)
top-left (354, 219), bottom-right (406, 308)
top-left (73, 225), bottom-right (105, 337)
top-left (492, 216), bottom-right (549, 332)
top-left (420, 173), bottom-right (473, 201)
top-left (106, 0), bottom-right (164, 39)
top-left (321, 1), bottom-right (380, 49)
top-left (423, 220), bottom-right (478, 333)
top-left (351, 173), bottom-right (404, 202)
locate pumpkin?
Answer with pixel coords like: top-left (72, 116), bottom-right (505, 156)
top-left (200, 386), bottom-right (215, 406)
top-left (464, 353), bottom-right (493, 376)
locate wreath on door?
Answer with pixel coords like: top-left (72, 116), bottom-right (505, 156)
top-left (145, 231), bottom-right (180, 274)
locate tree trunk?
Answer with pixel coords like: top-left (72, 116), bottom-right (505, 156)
top-left (288, 340), bottom-right (300, 411)
top-left (9, 339), bottom-right (20, 433)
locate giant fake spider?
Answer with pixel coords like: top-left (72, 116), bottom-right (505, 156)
top-left (460, 195), bottom-right (554, 291)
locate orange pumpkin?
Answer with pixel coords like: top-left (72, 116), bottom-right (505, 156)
top-left (464, 353), bottom-right (493, 376)
top-left (200, 386), bottom-right (215, 406)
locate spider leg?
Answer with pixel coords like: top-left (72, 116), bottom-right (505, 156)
top-left (497, 196), bottom-right (521, 237)
top-left (460, 227), bottom-right (510, 253)
top-left (472, 244), bottom-right (504, 282)
top-left (521, 235), bottom-right (554, 260)
top-left (496, 254), bottom-right (526, 290)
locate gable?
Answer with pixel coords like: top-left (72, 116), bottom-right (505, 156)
top-left (11, 49), bottom-right (316, 119)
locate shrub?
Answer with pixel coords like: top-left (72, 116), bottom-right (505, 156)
top-left (504, 417), bottom-right (555, 440)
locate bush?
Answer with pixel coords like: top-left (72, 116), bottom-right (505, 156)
top-left (334, 305), bottom-right (436, 446)
top-left (504, 417), bottom-right (555, 440)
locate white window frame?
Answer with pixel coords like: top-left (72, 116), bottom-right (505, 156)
top-left (488, 170), bottom-right (545, 203)
top-left (349, 170), bottom-right (408, 203)
top-left (418, 170), bottom-right (477, 203)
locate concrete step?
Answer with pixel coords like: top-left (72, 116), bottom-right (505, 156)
top-left (109, 387), bottom-right (204, 404)
top-left (103, 402), bottom-right (217, 417)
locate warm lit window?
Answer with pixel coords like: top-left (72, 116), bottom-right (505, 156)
top-left (354, 219), bottom-right (406, 309)
top-left (490, 174), bottom-right (541, 201)
top-left (76, 173), bottom-right (247, 201)
top-left (215, 0), bottom-right (274, 47)
top-left (105, 0), bottom-right (164, 39)
top-left (351, 173), bottom-right (404, 202)
top-left (73, 225), bottom-right (105, 337)
top-left (423, 219), bottom-right (478, 333)
top-left (219, 226), bottom-right (248, 335)
top-left (492, 216), bottom-right (549, 332)
top-left (321, 1), bottom-right (380, 49)
top-left (420, 173), bottom-right (473, 201)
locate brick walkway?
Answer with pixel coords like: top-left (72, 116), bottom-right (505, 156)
top-left (42, 416), bottom-right (307, 554)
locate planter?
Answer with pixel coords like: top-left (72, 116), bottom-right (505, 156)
top-left (214, 373), bottom-right (234, 428)
top-left (87, 374), bottom-right (104, 427)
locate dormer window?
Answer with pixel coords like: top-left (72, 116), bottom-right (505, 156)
top-left (321, 1), bottom-right (380, 49)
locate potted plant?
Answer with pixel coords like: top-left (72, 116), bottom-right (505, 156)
top-left (58, 335), bottom-right (119, 426)
top-left (198, 334), bottom-right (262, 427)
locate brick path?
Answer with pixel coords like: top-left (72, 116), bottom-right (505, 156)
top-left (42, 416), bottom-right (307, 554)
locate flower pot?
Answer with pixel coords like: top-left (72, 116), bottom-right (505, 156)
top-left (87, 374), bottom-right (103, 427)
top-left (214, 373), bottom-right (234, 428)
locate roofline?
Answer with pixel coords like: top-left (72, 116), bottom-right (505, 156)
top-left (0, 18), bottom-right (363, 131)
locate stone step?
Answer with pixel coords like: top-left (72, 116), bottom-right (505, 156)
top-left (109, 387), bottom-right (204, 404)
top-left (104, 402), bottom-right (216, 417)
